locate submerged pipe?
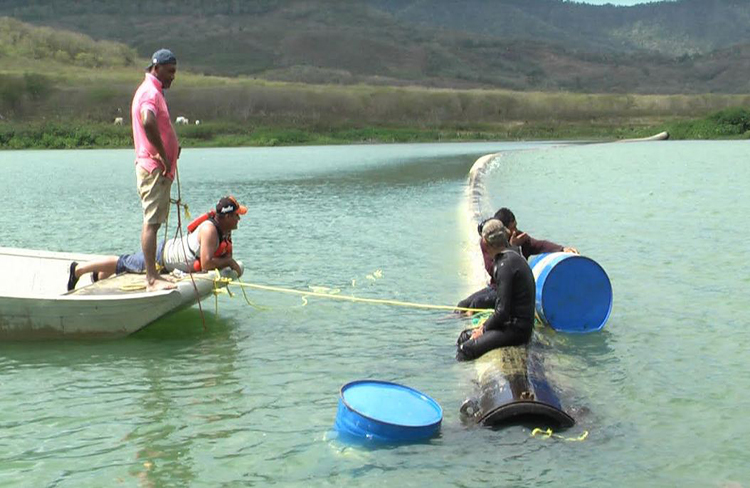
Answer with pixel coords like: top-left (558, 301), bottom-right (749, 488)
top-left (459, 344), bottom-right (574, 428)
top-left (461, 153), bottom-right (574, 428)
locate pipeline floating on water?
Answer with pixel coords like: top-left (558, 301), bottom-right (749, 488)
top-left (461, 153), bottom-right (576, 428)
top-left (460, 342), bottom-right (574, 428)
top-left (616, 130), bottom-right (670, 143)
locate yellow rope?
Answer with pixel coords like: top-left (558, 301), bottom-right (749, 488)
top-left (531, 428), bottom-right (589, 442)
top-left (194, 276), bottom-right (490, 313)
top-left (117, 272), bottom-right (486, 317)
top-left (213, 273), bottom-right (220, 315)
top-left (120, 284), bottom-right (148, 291)
top-left (235, 277), bottom-right (271, 311)
top-left (169, 168), bottom-right (207, 331)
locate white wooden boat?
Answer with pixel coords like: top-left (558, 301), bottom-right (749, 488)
top-left (0, 247), bottom-right (230, 340)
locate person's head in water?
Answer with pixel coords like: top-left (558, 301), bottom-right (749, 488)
top-left (493, 207), bottom-right (517, 232)
top-left (481, 219), bottom-right (510, 254)
top-left (147, 48), bottom-right (177, 89)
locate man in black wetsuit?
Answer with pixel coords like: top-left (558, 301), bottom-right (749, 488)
top-left (456, 207), bottom-right (577, 311)
top-left (456, 219), bottom-right (536, 361)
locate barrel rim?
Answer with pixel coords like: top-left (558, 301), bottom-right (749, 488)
top-left (533, 252), bottom-right (606, 271)
top-left (339, 380), bottom-right (443, 429)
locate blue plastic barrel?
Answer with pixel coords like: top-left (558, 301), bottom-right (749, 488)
top-left (530, 252), bottom-right (613, 333)
top-left (334, 380), bottom-right (442, 443)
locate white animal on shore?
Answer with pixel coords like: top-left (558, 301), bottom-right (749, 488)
top-left (195, 120), bottom-right (201, 125)
top-left (113, 117), bottom-right (123, 125)
top-left (175, 116), bottom-right (189, 125)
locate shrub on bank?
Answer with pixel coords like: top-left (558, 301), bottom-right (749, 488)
top-left (664, 107), bottom-right (750, 139)
top-left (709, 107), bottom-right (750, 134)
top-left (0, 122), bottom-right (131, 148)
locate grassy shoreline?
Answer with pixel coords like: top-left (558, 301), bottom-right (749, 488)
top-left (0, 122), bottom-right (647, 149)
top-left (5, 56), bottom-right (750, 149)
top-left (1, 112), bottom-right (749, 150)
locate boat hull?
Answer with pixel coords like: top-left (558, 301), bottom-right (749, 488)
top-left (0, 247), bottom-right (224, 340)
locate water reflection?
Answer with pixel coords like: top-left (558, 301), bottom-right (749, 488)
top-left (125, 311), bottom-right (242, 486)
top-left (0, 310), bottom-right (243, 486)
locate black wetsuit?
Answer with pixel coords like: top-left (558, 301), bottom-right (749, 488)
top-left (456, 250), bottom-right (536, 361)
top-left (456, 235), bottom-right (563, 310)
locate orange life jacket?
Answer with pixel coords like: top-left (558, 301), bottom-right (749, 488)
top-left (186, 211), bottom-right (232, 272)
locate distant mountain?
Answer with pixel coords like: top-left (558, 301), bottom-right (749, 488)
top-left (3, 0), bottom-right (750, 93)
top-left (367, 0), bottom-right (750, 56)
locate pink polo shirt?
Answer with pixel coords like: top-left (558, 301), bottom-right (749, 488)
top-left (131, 73), bottom-right (179, 180)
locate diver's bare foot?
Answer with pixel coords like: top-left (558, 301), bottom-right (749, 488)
top-left (146, 276), bottom-right (177, 292)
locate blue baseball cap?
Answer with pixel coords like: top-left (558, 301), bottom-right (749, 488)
top-left (146, 48), bottom-right (177, 70)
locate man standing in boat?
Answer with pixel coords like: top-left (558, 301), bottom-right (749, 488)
top-left (457, 207), bottom-right (578, 311)
top-left (456, 219), bottom-right (536, 361)
top-left (132, 48), bottom-right (180, 292)
top-left (67, 196), bottom-right (246, 290)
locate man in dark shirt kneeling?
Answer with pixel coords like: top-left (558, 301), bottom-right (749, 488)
top-left (456, 207), bottom-right (576, 311)
top-left (456, 219), bottom-right (536, 361)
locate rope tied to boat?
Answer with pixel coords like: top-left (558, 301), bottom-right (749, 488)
top-left (201, 274), bottom-right (491, 313)
top-left (168, 167), bottom-right (207, 330)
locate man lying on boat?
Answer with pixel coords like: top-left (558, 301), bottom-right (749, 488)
top-left (456, 219), bottom-right (535, 361)
top-left (67, 196), bottom-right (246, 291)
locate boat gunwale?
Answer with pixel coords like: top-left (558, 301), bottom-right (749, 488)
top-left (0, 246), bottom-right (222, 300)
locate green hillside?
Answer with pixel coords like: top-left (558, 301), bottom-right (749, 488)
top-left (2, 14), bottom-right (750, 149)
top-left (0, 17), bottom-right (136, 68)
top-left (4, 0), bottom-right (750, 93)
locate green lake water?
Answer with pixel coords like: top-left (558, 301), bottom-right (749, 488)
top-left (0, 141), bottom-right (748, 487)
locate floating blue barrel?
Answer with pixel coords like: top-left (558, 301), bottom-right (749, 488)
top-left (334, 380), bottom-right (442, 443)
top-left (530, 252), bottom-right (613, 333)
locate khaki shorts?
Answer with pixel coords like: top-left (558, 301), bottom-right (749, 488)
top-left (136, 165), bottom-right (172, 225)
